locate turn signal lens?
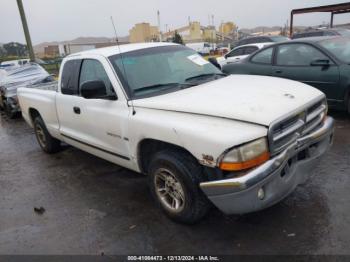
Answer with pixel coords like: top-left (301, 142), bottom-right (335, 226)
top-left (219, 138), bottom-right (270, 171)
top-left (220, 151), bottom-right (270, 171)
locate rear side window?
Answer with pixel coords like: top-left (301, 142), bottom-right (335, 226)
top-left (251, 47), bottom-right (274, 64)
top-left (324, 31), bottom-right (336, 36)
top-left (238, 39), bottom-right (248, 46)
top-left (246, 38), bottom-right (256, 44)
top-left (244, 46), bottom-right (259, 55)
top-left (227, 47), bottom-right (244, 57)
top-left (259, 37), bottom-right (270, 43)
top-left (310, 32), bottom-right (323, 37)
top-left (61, 59), bottom-right (82, 95)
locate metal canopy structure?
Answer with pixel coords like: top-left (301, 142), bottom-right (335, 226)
top-left (290, 2), bottom-right (350, 36)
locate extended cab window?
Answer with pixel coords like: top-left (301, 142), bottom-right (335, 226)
top-left (79, 59), bottom-right (115, 96)
top-left (251, 47), bottom-right (273, 64)
top-left (61, 59), bottom-right (81, 95)
top-left (276, 44), bottom-right (329, 66)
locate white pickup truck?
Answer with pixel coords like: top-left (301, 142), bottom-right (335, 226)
top-left (18, 42), bottom-right (334, 223)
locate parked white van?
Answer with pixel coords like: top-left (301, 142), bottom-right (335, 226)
top-left (185, 42), bottom-right (211, 55)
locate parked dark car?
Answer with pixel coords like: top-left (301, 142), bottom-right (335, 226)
top-left (222, 36), bottom-right (350, 114)
top-left (292, 28), bottom-right (350, 39)
top-left (234, 35), bottom-right (290, 48)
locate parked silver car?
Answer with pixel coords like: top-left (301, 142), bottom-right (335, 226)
top-left (0, 63), bottom-right (54, 118)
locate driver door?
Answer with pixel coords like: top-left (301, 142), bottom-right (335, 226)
top-left (272, 43), bottom-right (340, 101)
top-left (56, 57), bottom-right (131, 166)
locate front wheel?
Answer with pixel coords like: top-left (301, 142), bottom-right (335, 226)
top-left (34, 116), bottom-right (61, 154)
top-left (149, 149), bottom-right (210, 224)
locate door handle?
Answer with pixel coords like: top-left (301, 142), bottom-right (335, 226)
top-left (73, 106), bottom-right (81, 114)
top-left (275, 70), bottom-right (283, 74)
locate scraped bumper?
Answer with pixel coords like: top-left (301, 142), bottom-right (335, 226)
top-left (200, 117), bottom-right (334, 215)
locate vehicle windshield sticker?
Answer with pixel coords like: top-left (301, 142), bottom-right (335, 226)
top-left (187, 54), bottom-right (209, 66)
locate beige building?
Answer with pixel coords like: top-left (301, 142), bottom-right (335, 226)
top-left (202, 26), bottom-right (217, 42)
top-left (163, 22), bottom-right (215, 43)
top-left (130, 21), bottom-right (237, 44)
top-left (129, 23), bottom-right (159, 43)
top-left (219, 22), bottom-right (237, 36)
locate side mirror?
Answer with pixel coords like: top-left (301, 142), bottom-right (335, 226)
top-left (310, 59), bottom-right (330, 67)
top-left (81, 80), bottom-right (116, 100)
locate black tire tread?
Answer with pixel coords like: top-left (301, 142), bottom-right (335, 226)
top-left (34, 116), bottom-right (61, 154)
top-left (149, 148), bottom-right (211, 224)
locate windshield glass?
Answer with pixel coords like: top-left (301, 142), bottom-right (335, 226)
top-left (319, 37), bottom-right (350, 63)
top-left (109, 45), bottom-right (222, 98)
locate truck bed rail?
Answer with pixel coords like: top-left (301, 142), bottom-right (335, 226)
top-left (30, 81), bottom-right (58, 92)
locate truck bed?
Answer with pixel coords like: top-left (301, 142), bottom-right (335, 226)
top-left (17, 83), bottom-right (60, 137)
top-left (30, 81), bottom-right (58, 92)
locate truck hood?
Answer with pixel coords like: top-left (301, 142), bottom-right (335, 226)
top-left (132, 75), bottom-right (324, 126)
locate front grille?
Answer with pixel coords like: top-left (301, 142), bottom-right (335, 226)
top-left (268, 98), bottom-right (327, 155)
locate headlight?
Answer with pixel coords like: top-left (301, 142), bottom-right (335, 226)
top-left (219, 137), bottom-right (270, 171)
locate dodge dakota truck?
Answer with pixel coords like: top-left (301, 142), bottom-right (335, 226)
top-left (18, 43), bottom-right (334, 223)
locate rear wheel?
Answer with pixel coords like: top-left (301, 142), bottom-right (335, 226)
top-left (148, 149), bottom-right (211, 224)
top-left (34, 116), bottom-right (61, 154)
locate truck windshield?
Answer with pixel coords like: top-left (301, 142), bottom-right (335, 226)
top-left (109, 45), bottom-right (223, 99)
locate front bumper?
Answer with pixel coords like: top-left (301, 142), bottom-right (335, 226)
top-left (200, 117), bottom-right (334, 215)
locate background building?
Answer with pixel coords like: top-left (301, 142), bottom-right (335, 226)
top-left (202, 26), bottom-right (217, 42)
top-left (43, 41), bottom-right (123, 57)
top-left (219, 22), bottom-right (237, 36)
top-left (161, 21), bottom-right (229, 43)
top-left (129, 23), bottom-right (159, 43)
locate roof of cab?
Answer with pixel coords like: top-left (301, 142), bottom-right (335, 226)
top-left (66, 42), bottom-right (178, 58)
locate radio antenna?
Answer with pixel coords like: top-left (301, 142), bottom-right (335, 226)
top-left (110, 16), bottom-right (135, 114)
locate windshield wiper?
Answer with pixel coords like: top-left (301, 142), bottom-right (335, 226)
top-left (185, 73), bottom-right (227, 82)
top-left (134, 82), bottom-right (194, 94)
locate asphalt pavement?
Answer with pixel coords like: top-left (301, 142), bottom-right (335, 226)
top-left (0, 111), bottom-right (349, 255)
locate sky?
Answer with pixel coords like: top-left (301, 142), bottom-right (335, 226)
top-left (1, 0), bottom-right (350, 44)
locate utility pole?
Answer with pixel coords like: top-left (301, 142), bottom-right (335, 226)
top-left (16, 0), bottom-right (35, 61)
top-left (157, 10), bottom-right (162, 42)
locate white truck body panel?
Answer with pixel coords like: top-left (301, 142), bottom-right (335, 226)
top-left (17, 42), bottom-right (334, 219)
top-left (18, 42), bottom-right (324, 170)
top-left (133, 74), bottom-right (324, 126)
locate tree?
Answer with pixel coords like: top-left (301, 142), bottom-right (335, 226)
top-left (0, 46), bottom-right (6, 57)
top-left (172, 31), bottom-right (184, 45)
top-left (3, 42), bottom-right (28, 57)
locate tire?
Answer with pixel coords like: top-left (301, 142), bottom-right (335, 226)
top-left (4, 103), bottom-right (18, 119)
top-left (33, 116), bottom-right (61, 154)
top-left (148, 149), bottom-right (211, 224)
